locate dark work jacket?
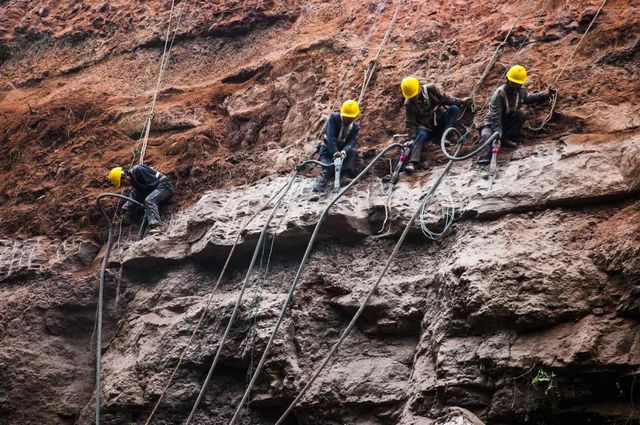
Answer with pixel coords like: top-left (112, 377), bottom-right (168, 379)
top-left (483, 84), bottom-right (548, 133)
top-left (320, 112), bottom-right (359, 155)
top-left (405, 84), bottom-right (464, 137)
top-left (127, 164), bottom-right (168, 194)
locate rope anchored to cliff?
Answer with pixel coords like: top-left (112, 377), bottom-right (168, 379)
top-left (142, 177), bottom-right (296, 425)
top-left (526, 0), bottom-right (608, 131)
top-left (222, 137), bottom-right (405, 425)
top-left (136, 0), bottom-right (191, 165)
top-left (184, 171), bottom-right (300, 425)
top-left (273, 132), bottom-right (484, 424)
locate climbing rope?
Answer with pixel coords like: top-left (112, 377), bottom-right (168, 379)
top-left (358, 0), bottom-right (405, 105)
top-left (468, 0), bottom-right (536, 101)
top-left (138, 0), bottom-right (190, 165)
top-left (95, 193), bottom-right (144, 425)
top-left (243, 183), bottom-right (298, 416)
top-left (227, 137), bottom-right (405, 425)
top-left (552, 0), bottom-right (608, 87)
top-left (273, 137), bottom-right (472, 424)
top-left (142, 177), bottom-right (295, 425)
top-left (527, 0), bottom-right (608, 130)
top-left (185, 160), bottom-right (330, 424)
top-left (465, 1), bottom-right (546, 125)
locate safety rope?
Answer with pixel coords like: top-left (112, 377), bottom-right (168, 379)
top-left (469, 0), bottom-right (535, 100)
top-left (138, 0), bottom-right (190, 165)
top-left (527, 0), bottom-right (608, 131)
top-left (273, 135), bottom-right (478, 424)
top-left (185, 161), bottom-right (326, 424)
top-left (243, 184), bottom-right (297, 417)
top-left (358, 0), bottom-right (405, 105)
top-left (227, 138), bottom-right (405, 425)
top-left (140, 178), bottom-right (294, 425)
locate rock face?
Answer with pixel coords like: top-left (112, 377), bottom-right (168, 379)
top-left (1, 0), bottom-right (640, 424)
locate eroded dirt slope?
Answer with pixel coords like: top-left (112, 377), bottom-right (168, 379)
top-left (1, 0), bottom-right (639, 238)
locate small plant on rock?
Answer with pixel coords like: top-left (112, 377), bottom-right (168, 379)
top-left (531, 368), bottom-right (557, 396)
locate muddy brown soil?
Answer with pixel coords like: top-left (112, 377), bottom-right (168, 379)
top-left (1, 0), bottom-right (638, 239)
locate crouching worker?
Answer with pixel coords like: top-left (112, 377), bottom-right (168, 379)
top-left (476, 65), bottom-right (556, 179)
top-left (401, 76), bottom-right (472, 172)
top-left (312, 99), bottom-right (360, 192)
top-left (107, 165), bottom-right (173, 235)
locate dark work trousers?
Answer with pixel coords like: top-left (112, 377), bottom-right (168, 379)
top-left (122, 179), bottom-right (173, 226)
top-left (477, 110), bottom-right (527, 165)
top-left (313, 149), bottom-right (359, 191)
top-left (408, 105), bottom-right (460, 164)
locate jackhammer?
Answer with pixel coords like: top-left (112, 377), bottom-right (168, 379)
top-left (488, 136), bottom-right (501, 189)
top-left (332, 155), bottom-right (343, 193)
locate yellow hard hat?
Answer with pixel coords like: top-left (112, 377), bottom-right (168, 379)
top-left (340, 99), bottom-right (360, 118)
top-left (400, 76), bottom-right (420, 99)
top-left (506, 65), bottom-right (527, 85)
top-left (108, 167), bottom-right (123, 189)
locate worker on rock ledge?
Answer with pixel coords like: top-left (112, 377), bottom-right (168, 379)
top-left (312, 99), bottom-right (361, 193)
top-left (401, 76), bottom-right (472, 172)
top-left (107, 165), bottom-right (173, 235)
top-left (476, 64), bottom-right (557, 179)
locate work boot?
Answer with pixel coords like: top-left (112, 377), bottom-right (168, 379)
top-left (478, 164), bottom-right (489, 180)
top-left (148, 225), bottom-right (162, 236)
top-left (312, 174), bottom-right (328, 192)
top-left (404, 162), bottom-right (416, 173)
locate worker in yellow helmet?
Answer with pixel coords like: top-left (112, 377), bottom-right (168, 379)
top-left (400, 76), bottom-right (472, 172)
top-left (107, 164), bottom-right (173, 235)
top-left (312, 99), bottom-right (361, 193)
top-left (476, 65), bottom-right (556, 178)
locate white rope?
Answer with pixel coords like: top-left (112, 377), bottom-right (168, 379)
top-left (138, 0), bottom-right (190, 165)
top-left (358, 0), bottom-right (405, 105)
top-left (419, 185), bottom-right (457, 241)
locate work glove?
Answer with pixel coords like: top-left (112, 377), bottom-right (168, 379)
top-left (404, 139), bottom-right (414, 147)
top-left (333, 150), bottom-right (347, 159)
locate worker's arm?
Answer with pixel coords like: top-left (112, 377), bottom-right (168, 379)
top-left (343, 124), bottom-right (359, 152)
top-left (432, 84), bottom-right (464, 105)
top-left (405, 103), bottom-right (418, 139)
top-left (521, 88), bottom-right (548, 105)
top-left (324, 114), bottom-right (340, 154)
top-left (487, 90), bottom-right (505, 135)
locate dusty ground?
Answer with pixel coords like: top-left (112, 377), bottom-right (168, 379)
top-left (1, 0), bottom-right (639, 238)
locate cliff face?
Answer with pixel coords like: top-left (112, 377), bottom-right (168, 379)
top-left (1, 0), bottom-right (640, 424)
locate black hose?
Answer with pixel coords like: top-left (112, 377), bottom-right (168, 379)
top-left (94, 192), bottom-right (144, 425)
top-left (96, 193), bottom-right (144, 226)
top-left (440, 127), bottom-right (499, 161)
